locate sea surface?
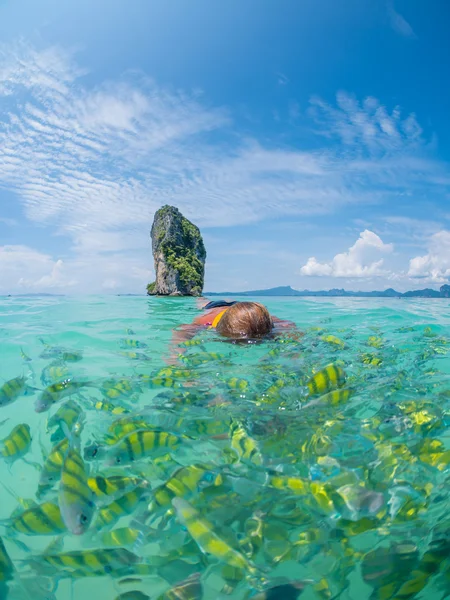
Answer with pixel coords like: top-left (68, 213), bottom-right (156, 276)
top-left (1, 295), bottom-right (450, 600)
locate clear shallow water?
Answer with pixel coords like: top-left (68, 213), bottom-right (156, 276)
top-left (1, 296), bottom-right (450, 599)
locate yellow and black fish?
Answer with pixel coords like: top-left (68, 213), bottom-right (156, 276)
top-left (306, 364), bottom-right (346, 397)
top-left (10, 501), bottom-right (66, 536)
top-left (172, 497), bottom-right (257, 574)
top-left (59, 440), bottom-right (95, 535)
top-left (229, 419), bottom-right (262, 465)
top-left (157, 573), bottom-right (203, 600)
top-left (47, 399), bottom-right (83, 443)
top-left (94, 485), bottom-right (148, 530)
top-left (0, 376), bottom-right (34, 408)
top-left (109, 429), bottom-right (181, 465)
top-left (88, 474), bottom-right (145, 500)
top-left (1, 423), bottom-right (32, 464)
top-left (36, 378), bottom-right (92, 412)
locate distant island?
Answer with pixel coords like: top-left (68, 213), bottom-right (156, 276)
top-left (205, 284), bottom-right (450, 298)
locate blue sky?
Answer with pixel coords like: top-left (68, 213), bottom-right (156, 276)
top-left (0, 0), bottom-right (449, 293)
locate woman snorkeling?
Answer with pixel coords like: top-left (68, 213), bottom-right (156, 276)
top-left (171, 298), bottom-right (299, 349)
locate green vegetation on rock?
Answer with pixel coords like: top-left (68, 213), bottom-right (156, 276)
top-left (148, 205), bottom-right (206, 296)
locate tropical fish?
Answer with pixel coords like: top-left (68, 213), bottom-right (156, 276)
top-left (94, 485), bottom-right (148, 530)
top-left (0, 376), bottom-right (34, 408)
top-left (38, 339), bottom-right (66, 359)
top-left (367, 336), bottom-right (384, 349)
top-left (172, 498), bottom-right (257, 574)
top-left (303, 388), bottom-right (353, 409)
top-left (59, 434), bottom-right (95, 535)
top-left (138, 374), bottom-right (182, 389)
top-left (179, 351), bottom-right (228, 366)
top-left (0, 536), bottom-right (13, 583)
top-left (120, 338), bottom-right (148, 349)
top-left (361, 353), bottom-right (383, 367)
top-left (36, 378), bottom-right (92, 412)
top-left (157, 573), bottom-right (203, 600)
top-left (109, 429), bottom-right (181, 465)
top-left (146, 464), bottom-right (221, 518)
top-left (37, 437), bottom-right (69, 498)
top-left (93, 400), bottom-right (130, 415)
top-left (100, 527), bottom-right (144, 549)
top-left (321, 335), bottom-right (345, 349)
top-left (9, 501), bottom-right (66, 536)
top-left (40, 361), bottom-right (70, 387)
top-left (229, 419), bottom-right (263, 465)
top-left (47, 399), bottom-right (83, 443)
top-left (178, 339), bottom-right (203, 348)
top-left (0, 535), bottom-right (14, 600)
top-left (306, 364), bottom-right (346, 396)
top-left (269, 475), bottom-right (335, 514)
top-left (101, 378), bottom-right (141, 401)
top-left (88, 474), bottom-right (146, 500)
top-left (1, 423), bottom-right (32, 464)
top-left (154, 367), bottom-right (194, 380)
top-left (226, 378), bottom-right (250, 392)
top-left (36, 548), bottom-right (140, 575)
top-left (20, 348), bottom-right (32, 362)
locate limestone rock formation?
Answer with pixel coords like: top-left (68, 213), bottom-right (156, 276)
top-left (147, 206), bottom-right (206, 296)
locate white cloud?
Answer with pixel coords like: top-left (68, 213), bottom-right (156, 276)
top-left (310, 91), bottom-right (423, 154)
top-left (301, 230), bottom-right (394, 278)
top-left (0, 244), bottom-right (152, 294)
top-left (0, 43), bottom-right (448, 292)
top-left (408, 231), bottom-right (450, 283)
top-left (387, 1), bottom-right (417, 39)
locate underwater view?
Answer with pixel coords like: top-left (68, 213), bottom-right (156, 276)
top-left (1, 295), bottom-right (450, 599)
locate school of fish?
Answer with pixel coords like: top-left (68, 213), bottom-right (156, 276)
top-left (0, 319), bottom-right (450, 599)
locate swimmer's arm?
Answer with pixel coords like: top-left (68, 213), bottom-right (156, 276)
top-left (271, 316), bottom-right (303, 339)
top-left (166, 322), bottom-right (206, 364)
top-left (171, 323), bottom-right (203, 346)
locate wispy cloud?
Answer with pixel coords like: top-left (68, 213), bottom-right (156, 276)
top-left (300, 230), bottom-right (393, 278)
top-left (387, 1), bottom-right (417, 39)
top-left (310, 91), bottom-right (423, 153)
top-left (276, 72), bottom-right (289, 86)
top-left (0, 43), bottom-right (448, 292)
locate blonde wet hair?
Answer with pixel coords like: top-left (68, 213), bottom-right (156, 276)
top-left (215, 302), bottom-right (273, 339)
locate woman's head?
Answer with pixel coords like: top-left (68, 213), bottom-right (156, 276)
top-left (216, 302), bottom-right (273, 339)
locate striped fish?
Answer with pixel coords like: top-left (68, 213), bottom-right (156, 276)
top-left (1, 424), bottom-right (32, 464)
top-left (36, 378), bottom-right (92, 413)
top-left (10, 502), bottom-right (66, 536)
top-left (172, 498), bottom-right (257, 574)
top-left (306, 364), bottom-right (346, 397)
top-left (303, 388), bottom-right (353, 409)
top-left (0, 536), bottom-right (13, 583)
top-left (101, 527), bottom-right (144, 548)
top-left (40, 361), bottom-right (70, 387)
top-left (229, 419), bottom-right (262, 465)
top-left (147, 464), bottom-right (220, 518)
top-left (157, 573), bottom-right (203, 600)
top-left (0, 376), bottom-right (32, 408)
top-left (94, 485), bottom-right (148, 530)
top-left (109, 429), bottom-right (180, 465)
top-left (59, 439), bottom-right (95, 535)
top-left (47, 400), bottom-right (83, 443)
top-left (37, 437), bottom-right (69, 498)
top-left (88, 475), bottom-right (145, 500)
top-left (38, 548), bottom-right (140, 575)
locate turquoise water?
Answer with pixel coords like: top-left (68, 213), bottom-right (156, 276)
top-left (1, 295), bottom-right (450, 599)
